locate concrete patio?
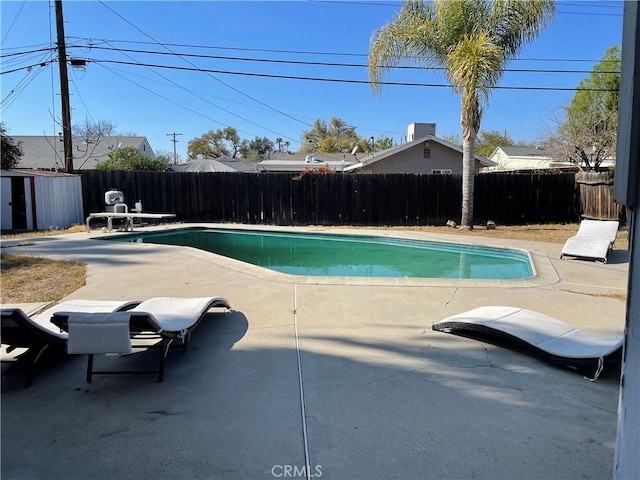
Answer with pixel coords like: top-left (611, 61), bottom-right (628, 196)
top-left (1, 224), bottom-right (629, 479)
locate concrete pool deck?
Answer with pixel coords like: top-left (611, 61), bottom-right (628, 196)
top-left (1, 224), bottom-right (630, 479)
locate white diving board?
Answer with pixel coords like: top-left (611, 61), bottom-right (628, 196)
top-left (86, 212), bottom-right (176, 232)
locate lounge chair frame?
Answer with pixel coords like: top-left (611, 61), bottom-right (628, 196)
top-left (2, 300), bottom-right (139, 387)
top-left (560, 219), bottom-right (620, 264)
top-left (1, 308), bottom-right (67, 388)
top-left (51, 297), bottom-right (231, 383)
top-left (432, 306), bottom-right (624, 380)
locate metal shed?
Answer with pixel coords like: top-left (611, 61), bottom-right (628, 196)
top-left (1, 169), bottom-right (83, 231)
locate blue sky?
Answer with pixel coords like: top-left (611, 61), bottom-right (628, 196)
top-left (1, 1), bottom-right (624, 160)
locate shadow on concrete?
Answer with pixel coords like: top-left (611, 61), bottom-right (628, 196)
top-left (1, 309), bottom-right (620, 480)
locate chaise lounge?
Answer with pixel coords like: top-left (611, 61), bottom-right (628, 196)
top-left (51, 296), bottom-right (232, 382)
top-left (1, 300), bottom-right (139, 387)
top-left (560, 219), bottom-right (620, 263)
top-left (432, 306), bottom-right (624, 380)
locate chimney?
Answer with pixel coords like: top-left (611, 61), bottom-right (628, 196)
top-left (407, 123), bottom-right (436, 141)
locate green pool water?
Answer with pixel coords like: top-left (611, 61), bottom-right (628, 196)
top-left (102, 227), bottom-right (533, 279)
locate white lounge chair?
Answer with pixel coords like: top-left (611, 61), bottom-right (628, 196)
top-left (51, 296), bottom-right (232, 382)
top-left (560, 219), bottom-right (620, 263)
top-left (432, 306), bottom-right (624, 380)
top-left (1, 300), bottom-right (139, 387)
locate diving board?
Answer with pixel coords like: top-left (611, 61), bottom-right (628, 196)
top-left (86, 212), bottom-right (176, 232)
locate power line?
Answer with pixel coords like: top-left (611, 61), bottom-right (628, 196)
top-left (308, 0), bottom-right (623, 16)
top-left (76, 44), bottom-right (621, 74)
top-left (96, 0), bottom-right (313, 130)
top-left (1, 61), bottom-right (48, 110)
top-left (67, 36), bottom-right (621, 64)
top-left (1, 0), bottom-right (27, 45)
top-left (97, 39), bottom-right (299, 144)
top-left (94, 62), bottom-right (290, 144)
top-left (0, 60), bottom-right (54, 76)
top-left (88, 58), bottom-right (621, 92)
top-left (0, 46), bottom-right (57, 59)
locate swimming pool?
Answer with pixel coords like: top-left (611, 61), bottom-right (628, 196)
top-left (102, 227), bottom-right (533, 279)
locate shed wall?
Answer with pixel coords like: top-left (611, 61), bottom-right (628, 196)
top-left (33, 175), bottom-right (83, 229)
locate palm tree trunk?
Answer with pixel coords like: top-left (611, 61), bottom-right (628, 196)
top-left (460, 127), bottom-right (477, 230)
top-left (460, 92), bottom-right (481, 229)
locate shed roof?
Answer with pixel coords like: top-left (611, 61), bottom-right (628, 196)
top-left (1, 168), bottom-right (80, 178)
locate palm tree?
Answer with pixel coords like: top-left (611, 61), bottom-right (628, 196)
top-left (369, 0), bottom-right (555, 229)
top-left (275, 138), bottom-right (283, 152)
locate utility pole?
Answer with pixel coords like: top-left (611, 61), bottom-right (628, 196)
top-left (167, 132), bottom-right (182, 165)
top-left (55, 0), bottom-right (73, 173)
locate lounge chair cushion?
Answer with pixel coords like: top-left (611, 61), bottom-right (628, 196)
top-left (575, 219), bottom-right (619, 244)
top-left (32, 300), bottom-right (140, 339)
top-left (561, 237), bottom-right (613, 263)
top-left (432, 306), bottom-right (624, 374)
top-left (560, 219), bottom-right (620, 263)
top-left (66, 312), bottom-right (132, 354)
top-left (128, 296), bottom-right (231, 332)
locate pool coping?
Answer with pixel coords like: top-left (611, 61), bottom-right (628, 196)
top-left (91, 223), bottom-right (561, 288)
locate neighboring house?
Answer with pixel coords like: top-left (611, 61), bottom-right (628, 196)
top-left (345, 123), bottom-right (495, 174)
top-left (257, 152), bottom-right (358, 173)
top-left (256, 123), bottom-right (495, 175)
top-left (13, 135), bottom-right (156, 171)
top-left (169, 157), bottom-right (257, 173)
top-left (486, 146), bottom-right (575, 172)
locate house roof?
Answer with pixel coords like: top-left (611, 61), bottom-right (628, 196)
top-left (494, 146), bottom-right (552, 158)
top-left (257, 152), bottom-right (359, 172)
top-left (13, 136), bottom-right (154, 170)
top-left (269, 152), bottom-right (356, 162)
top-left (169, 157), bottom-right (256, 173)
top-left (345, 135), bottom-right (496, 172)
top-left (0, 169), bottom-right (80, 178)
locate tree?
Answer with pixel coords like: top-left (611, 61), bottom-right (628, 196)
top-left (72, 118), bottom-right (117, 138)
top-left (1, 123), bottom-right (23, 169)
top-left (476, 130), bottom-right (516, 158)
top-left (368, 0), bottom-right (555, 229)
top-left (154, 150), bottom-right (180, 165)
top-left (187, 127), bottom-right (243, 159)
top-left (95, 146), bottom-right (169, 171)
top-left (442, 133), bottom-right (463, 147)
top-left (374, 136), bottom-right (395, 151)
top-left (240, 137), bottom-right (275, 161)
top-left (71, 119), bottom-right (138, 167)
top-left (551, 46), bottom-right (620, 171)
top-left (301, 117), bottom-right (360, 153)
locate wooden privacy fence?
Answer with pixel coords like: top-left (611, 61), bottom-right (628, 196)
top-left (80, 171), bottom-right (581, 226)
top-left (575, 171), bottom-right (623, 221)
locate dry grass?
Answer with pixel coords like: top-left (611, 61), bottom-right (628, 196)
top-left (0, 254), bottom-right (86, 304)
top-left (0, 224), bottom-right (86, 240)
top-left (340, 223), bottom-right (629, 249)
